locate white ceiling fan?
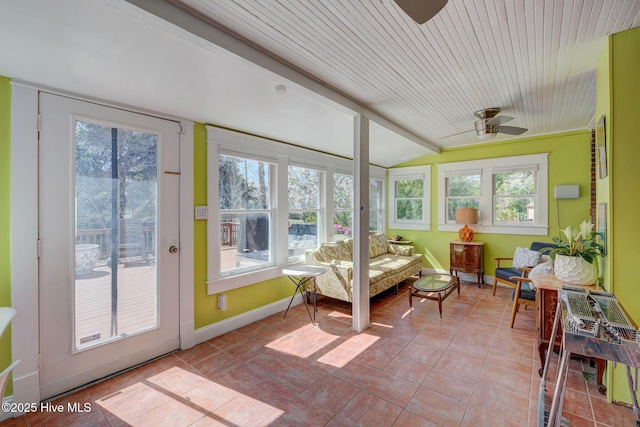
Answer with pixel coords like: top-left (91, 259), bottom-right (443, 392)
top-left (393, 0), bottom-right (448, 24)
top-left (442, 108), bottom-right (529, 140)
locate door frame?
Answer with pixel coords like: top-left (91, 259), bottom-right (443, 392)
top-left (9, 81), bottom-right (195, 406)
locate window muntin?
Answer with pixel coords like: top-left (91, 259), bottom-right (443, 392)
top-left (219, 154), bottom-right (274, 275)
top-left (493, 170), bottom-right (536, 224)
top-left (445, 173), bottom-right (480, 223)
top-left (287, 165), bottom-right (320, 258)
top-left (333, 173), bottom-right (353, 241)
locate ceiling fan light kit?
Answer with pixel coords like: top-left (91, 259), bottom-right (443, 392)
top-left (475, 119), bottom-right (498, 140)
top-left (475, 125), bottom-right (498, 140)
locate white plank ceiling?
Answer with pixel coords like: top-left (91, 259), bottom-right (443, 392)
top-left (1, 0), bottom-right (639, 166)
top-left (176, 0), bottom-right (640, 147)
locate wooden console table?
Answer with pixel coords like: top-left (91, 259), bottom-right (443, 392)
top-left (531, 274), bottom-right (606, 394)
top-left (449, 241), bottom-right (484, 287)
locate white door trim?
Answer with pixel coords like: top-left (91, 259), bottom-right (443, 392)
top-left (9, 81), bottom-right (194, 406)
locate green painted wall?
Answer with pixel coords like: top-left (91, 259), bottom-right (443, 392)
top-left (599, 26), bottom-right (640, 405)
top-left (596, 38), bottom-right (612, 292)
top-left (192, 123), bottom-right (295, 329)
top-left (0, 77), bottom-right (11, 395)
top-left (388, 131), bottom-right (592, 277)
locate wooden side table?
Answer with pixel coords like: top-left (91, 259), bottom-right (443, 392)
top-left (449, 241), bottom-right (484, 287)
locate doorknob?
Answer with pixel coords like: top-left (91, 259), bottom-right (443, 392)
top-left (169, 245), bottom-right (178, 254)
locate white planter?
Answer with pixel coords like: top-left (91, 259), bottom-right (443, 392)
top-left (75, 244), bottom-right (99, 276)
top-left (554, 254), bottom-right (598, 285)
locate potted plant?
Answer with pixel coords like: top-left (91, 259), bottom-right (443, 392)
top-left (541, 219), bottom-right (604, 285)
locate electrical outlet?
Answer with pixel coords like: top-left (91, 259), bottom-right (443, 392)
top-left (217, 294), bottom-right (227, 311)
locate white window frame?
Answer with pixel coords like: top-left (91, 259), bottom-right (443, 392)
top-left (388, 165), bottom-right (431, 231)
top-left (206, 127), bottom-right (386, 295)
top-left (438, 153), bottom-right (549, 235)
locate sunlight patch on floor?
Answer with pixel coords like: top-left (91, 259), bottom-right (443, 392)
top-left (316, 333), bottom-right (380, 368)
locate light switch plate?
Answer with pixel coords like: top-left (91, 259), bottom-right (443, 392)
top-left (195, 206), bottom-right (208, 220)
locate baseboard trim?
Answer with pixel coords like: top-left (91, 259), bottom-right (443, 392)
top-left (0, 396), bottom-right (15, 422)
top-left (194, 293), bottom-right (304, 345)
top-left (11, 370), bottom-right (39, 416)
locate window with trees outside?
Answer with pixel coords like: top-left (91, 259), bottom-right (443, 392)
top-left (207, 127), bottom-right (387, 293)
top-left (332, 174), bottom-right (385, 241)
top-left (445, 172), bottom-right (481, 223)
top-left (388, 166), bottom-right (431, 230)
top-left (288, 165), bottom-right (321, 258)
top-left (494, 169), bottom-right (536, 223)
top-left (218, 154), bottom-right (274, 276)
top-left (369, 178), bottom-right (384, 234)
top-left (437, 154), bottom-right (548, 235)
top-left (333, 173), bottom-right (353, 241)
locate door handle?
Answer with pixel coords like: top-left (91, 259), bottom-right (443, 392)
top-left (169, 245), bottom-right (178, 254)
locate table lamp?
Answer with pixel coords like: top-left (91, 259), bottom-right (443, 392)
top-left (455, 208), bottom-right (478, 242)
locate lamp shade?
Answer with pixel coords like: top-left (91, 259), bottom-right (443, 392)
top-left (455, 208), bottom-right (478, 225)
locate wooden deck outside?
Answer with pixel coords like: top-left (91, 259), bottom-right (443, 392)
top-left (74, 257), bottom-right (157, 349)
top-left (73, 246), bottom-right (263, 349)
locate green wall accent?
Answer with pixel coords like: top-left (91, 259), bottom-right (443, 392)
top-left (0, 76), bottom-right (12, 395)
top-left (600, 26), bottom-right (640, 405)
top-left (596, 37), bottom-right (612, 291)
top-left (192, 124), bottom-right (295, 329)
top-left (389, 131), bottom-right (592, 277)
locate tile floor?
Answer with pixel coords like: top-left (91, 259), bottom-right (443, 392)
top-left (1, 279), bottom-right (637, 426)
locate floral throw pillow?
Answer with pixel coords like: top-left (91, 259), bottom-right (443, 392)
top-left (512, 246), bottom-right (542, 268)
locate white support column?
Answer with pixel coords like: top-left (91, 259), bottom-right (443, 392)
top-left (352, 115), bottom-right (370, 332)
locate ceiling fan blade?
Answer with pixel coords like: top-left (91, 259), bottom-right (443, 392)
top-left (393, 0), bottom-right (448, 24)
top-left (486, 115), bottom-right (514, 126)
top-left (439, 128), bottom-right (475, 139)
top-left (499, 125), bottom-right (528, 135)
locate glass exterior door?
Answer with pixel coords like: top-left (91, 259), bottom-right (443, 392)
top-left (39, 93), bottom-right (180, 399)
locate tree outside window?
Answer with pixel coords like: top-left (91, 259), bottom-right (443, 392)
top-left (395, 178), bottom-right (423, 221)
top-left (445, 174), bottom-right (480, 222)
top-left (333, 173), bottom-right (353, 240)
top-left (218, 154), bottom-right (273, 273)
top-left (388, 166), bottom-right (431, 230)
top-left (369, 178), bottom-right (384, 233)
top-left (494, 170), bottom-right (536, 223)
top-left (287, 165), bottom-right (320, 257)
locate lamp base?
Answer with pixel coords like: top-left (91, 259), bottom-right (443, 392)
top-left (458, 225), bottom-right (474, 242)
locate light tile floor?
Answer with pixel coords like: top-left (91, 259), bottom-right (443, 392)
top-left (2, 279), bottom-right (637, 426)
